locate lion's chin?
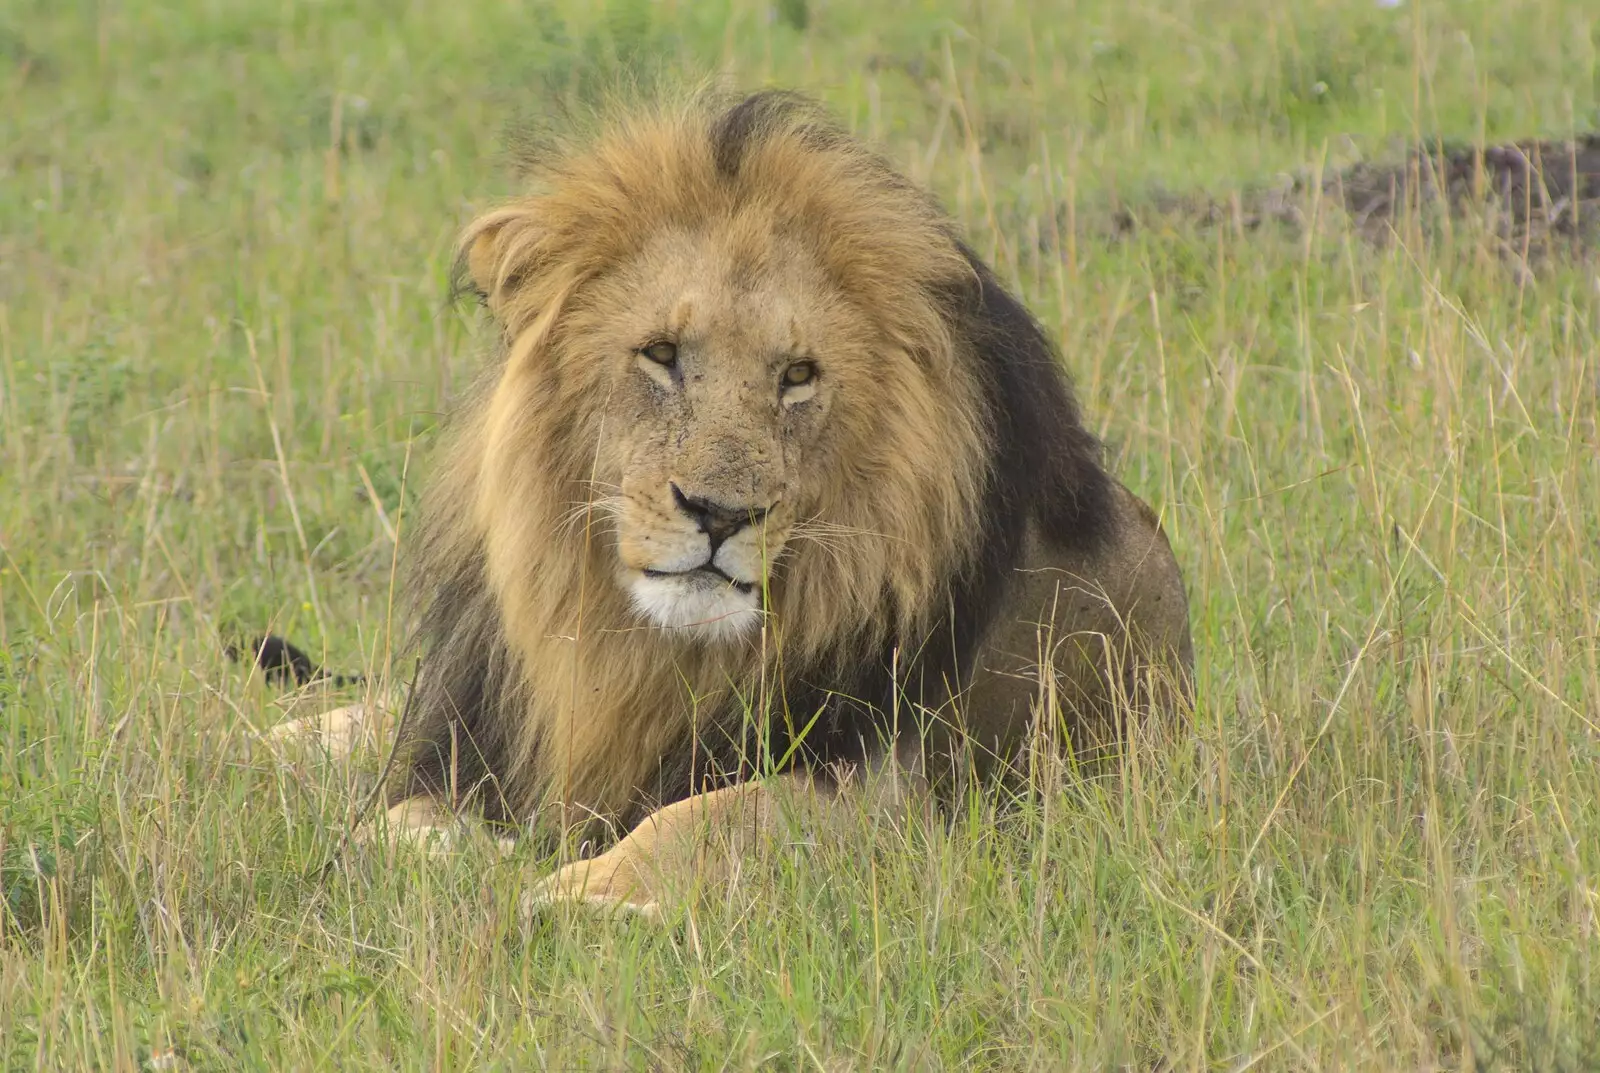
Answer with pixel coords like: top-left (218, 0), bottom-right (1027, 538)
top-left (626, 570), bottom-right (763, 643)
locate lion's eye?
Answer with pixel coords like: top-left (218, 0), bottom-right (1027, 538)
top-left (782, 361), bottom-right (816, 388)
top-left (641, 341), bottom-right (678, 367)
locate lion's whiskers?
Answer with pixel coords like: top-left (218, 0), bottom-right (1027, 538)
top-left (555, 496), bottom-right (625, 539)
top-left (791, 518), bottom-right (908, 545)
top-left (786, 517), bottom-right (906, 571)
top-left (786, 530), bottom-right (848, 570)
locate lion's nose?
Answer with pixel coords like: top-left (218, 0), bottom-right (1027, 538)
top-left (670, 483), bottom-right (771, 548)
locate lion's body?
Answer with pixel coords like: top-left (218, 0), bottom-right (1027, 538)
top-left (378, 92), bottom-right (1192, 906)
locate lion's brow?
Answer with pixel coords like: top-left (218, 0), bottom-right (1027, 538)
top-left (668, 296), bottom-right (695, 334)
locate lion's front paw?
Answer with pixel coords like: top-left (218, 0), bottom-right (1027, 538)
top-left (261, 703), bottom-right (373, 763)
top-left (522, 853), bottom-right (662, 922)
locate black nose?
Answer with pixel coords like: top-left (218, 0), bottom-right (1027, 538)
top-left (671, 483), bottom-right (770, 547)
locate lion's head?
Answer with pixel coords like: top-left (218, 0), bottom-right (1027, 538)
top-left (457, 93), bottom-right (996, 659)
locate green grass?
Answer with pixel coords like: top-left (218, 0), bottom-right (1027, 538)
top-left (3, 0), bottom-right (1599, 1067)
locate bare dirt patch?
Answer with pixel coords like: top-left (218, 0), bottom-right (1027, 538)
top-left (1105, 135), bottom-right (1600, 257)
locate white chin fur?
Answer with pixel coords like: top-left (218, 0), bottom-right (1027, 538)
top-left (628, 573), bottom-right (762, 642)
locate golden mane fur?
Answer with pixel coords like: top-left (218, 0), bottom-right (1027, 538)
top-left (394, 91), bottom-right (1169, 841)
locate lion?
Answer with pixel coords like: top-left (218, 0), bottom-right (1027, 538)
top-left (309, 91), bottom-right (1192, 916)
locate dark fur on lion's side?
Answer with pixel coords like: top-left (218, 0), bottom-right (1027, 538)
top-left (393, 92), bottom-right (1117, 837)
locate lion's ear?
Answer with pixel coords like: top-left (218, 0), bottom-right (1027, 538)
top-left (465, 225), bottom-right (504, 304)
top-left (457, 209), bottom-right (533, 314)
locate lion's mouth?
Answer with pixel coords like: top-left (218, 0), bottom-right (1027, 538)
top-left (628, 561), bottom-right (765, 640)
top-left (641, 565), bottom-right (756, 595)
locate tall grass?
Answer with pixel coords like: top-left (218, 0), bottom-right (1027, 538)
top-left (2, 0), bottom-right (1597, 1067)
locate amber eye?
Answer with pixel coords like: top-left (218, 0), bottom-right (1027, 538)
top-left (782, 361), bottom-right (817, 387)
top-left (641, 341), bottom-right (678, 366)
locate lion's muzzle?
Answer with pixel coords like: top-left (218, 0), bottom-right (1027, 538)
top-left (618, 482), bottom-right (786, 642)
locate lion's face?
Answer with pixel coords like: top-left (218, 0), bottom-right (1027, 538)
top-left (561, 230), bottom-right (878, 640)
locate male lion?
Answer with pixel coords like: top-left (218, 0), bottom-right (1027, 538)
top-left (314, 92), bottom-right (1192, 916)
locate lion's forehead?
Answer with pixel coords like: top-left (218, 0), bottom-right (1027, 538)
top-left (616, 230), bottom-right (841, 341)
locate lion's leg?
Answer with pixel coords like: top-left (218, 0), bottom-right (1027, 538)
top-left (526, 745), bottom-right (927, 918)
top-left (262, 703), bottom-right (375, 763)
top-left (359, 795), bottom-right (460, 853)
top-left (354, 795), bottom-right (518, 858)
top-left (258, 698), bottom-right (519, 858)
top-left (523, 776), bottom-right (817, 920)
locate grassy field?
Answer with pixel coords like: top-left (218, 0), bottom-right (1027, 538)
top-left (4, 0), bottom-right (1599, 1067)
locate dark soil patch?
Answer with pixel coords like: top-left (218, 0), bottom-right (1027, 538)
top-left (1102, 135), bottom-right (1600, 258)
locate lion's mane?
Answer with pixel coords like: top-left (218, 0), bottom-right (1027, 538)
top-left (396, 92), bottom-right (1113, 836)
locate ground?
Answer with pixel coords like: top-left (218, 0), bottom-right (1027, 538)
top-left (2, 0), bottom-right (1599, 1068)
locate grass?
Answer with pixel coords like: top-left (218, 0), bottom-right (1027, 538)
top-left (3, 0), bottom-right (1599, 1067)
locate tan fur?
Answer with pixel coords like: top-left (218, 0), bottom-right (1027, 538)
top-left (378, 92), bottom-right (1193, 912)
top-left (263, 704), bottom-right (372, 759)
